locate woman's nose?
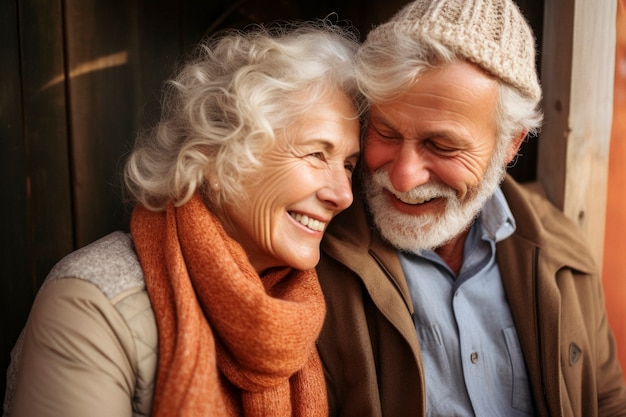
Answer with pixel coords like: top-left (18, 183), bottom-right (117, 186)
top-left (317, 169), bottom-right (354, 212)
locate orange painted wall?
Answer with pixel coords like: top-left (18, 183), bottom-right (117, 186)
top-left (603, 0), bottom-right (626, 375)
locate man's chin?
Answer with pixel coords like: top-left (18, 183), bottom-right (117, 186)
top-left (363, 172), bottom-right (485, 253)
top-left (372, 212), bottom-right (441, 253)
top-left (369, 197), bottom-right (478, 253)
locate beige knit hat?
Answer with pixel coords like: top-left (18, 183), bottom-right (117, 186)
top-left (384, 0), bottom-right (541, 102)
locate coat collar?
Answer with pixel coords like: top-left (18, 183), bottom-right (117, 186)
top-left (497, 175), bottom-right (597, 416)
top-left (499, 176), bottom-right (596, 274)
top-left (320, 179), bottom-right (418, 352)
top-left (321, 178), bottom-right (414, 314)
top-left (323, 175), bottom-right (595, 313)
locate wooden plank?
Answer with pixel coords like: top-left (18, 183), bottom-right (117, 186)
top-left (566, 1), bottom-right (616, 268)
top-left (0, 0), bottom-right (29, 401)
top-left (0, 0), bottom-right (73, 399)
top-left (604, 0), bottom-right (626, 379)
top-left (603, 0), bottom-right (626, 378)
top-left (128, 0), bottom-right (185, 137)
top-left (539, 0), bottom-right (616, 268)
top-left (18, 0), bottom-right (74, 284)
top-left (538, 0), bottom-right (573, 209)
top-left (0, 0), bottom-right (28, 293)
top-left (63, 0), bottom-right (135, 247)
top-left (63, 0), bottom-right (185, 247)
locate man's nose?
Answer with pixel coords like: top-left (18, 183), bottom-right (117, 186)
top-left (388, 143), bottom-right (430, 192)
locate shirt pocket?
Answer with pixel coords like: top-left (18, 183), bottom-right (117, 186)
top-left (416, 324), bottom-right (455, 413)
top-left (503, 326), bottom-right (534, 415)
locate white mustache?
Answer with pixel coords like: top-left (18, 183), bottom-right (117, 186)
top-left (370, 170), bottom-right (457, 203)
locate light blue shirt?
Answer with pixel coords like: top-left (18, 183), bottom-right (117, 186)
top-left (399, 188), bottom-right (534, 416)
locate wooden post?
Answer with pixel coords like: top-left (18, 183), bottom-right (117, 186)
top-left (539, 0), bottom-right (617, 270)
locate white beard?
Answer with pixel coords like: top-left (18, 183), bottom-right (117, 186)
top-left (364, 148), bottom-right (509, 254)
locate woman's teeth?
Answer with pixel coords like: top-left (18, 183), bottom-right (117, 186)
top-left (290, 212), bottom-right (326, 232)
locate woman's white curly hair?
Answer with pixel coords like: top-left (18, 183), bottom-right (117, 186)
top-left (124, 19), bottom-right (364, 211)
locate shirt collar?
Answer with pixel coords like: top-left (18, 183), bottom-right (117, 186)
top-left (480, 187), bottom-right (516, 242)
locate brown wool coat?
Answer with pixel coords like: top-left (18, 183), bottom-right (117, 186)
top-left (316, 175), bottom-right (626, 417)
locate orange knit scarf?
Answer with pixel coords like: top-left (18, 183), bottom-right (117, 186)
top-left (130, 193), bottom-right (328, 416)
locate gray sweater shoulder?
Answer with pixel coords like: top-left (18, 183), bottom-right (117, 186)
top-left (45, 231), bottom-right (145, 297)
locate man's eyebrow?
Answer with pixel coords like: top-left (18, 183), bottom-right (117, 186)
top-left (369, 115), bottom-right (396, 129)
top-left (370, 114), bottom-right (470, 143)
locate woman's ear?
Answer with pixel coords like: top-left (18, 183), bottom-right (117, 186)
top-left (505, 130), bottom-right (528, 164)
top-left (205, 170), bottom-right (221, 191)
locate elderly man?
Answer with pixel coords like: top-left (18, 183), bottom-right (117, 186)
top-left (316, 0), bottom-right (626, 416)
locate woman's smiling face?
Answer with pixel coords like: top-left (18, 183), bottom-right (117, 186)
top-left (221, 89), bottom-right (360, 273)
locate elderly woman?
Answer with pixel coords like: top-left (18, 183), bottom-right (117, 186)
top-left (4, 20), bottom-right (363, 417)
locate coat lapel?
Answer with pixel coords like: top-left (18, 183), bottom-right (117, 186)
top-left (498, 236), bottom-right (561, 417)
top-left (321, 183), bottom-right (421, 356)
top-left (496, 176), bottom-right (593, 417)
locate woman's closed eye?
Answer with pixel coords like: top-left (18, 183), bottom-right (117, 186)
top-left (309, 152), bottom-right (327, 162)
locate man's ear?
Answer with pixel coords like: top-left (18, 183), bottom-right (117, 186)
top-left (505, 130), bottom-right (528, 164)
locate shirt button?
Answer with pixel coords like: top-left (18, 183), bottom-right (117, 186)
top-left (470, 352), bottom-right (479, 364)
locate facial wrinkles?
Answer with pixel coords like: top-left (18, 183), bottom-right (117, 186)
top-left (448, 150), bottom-right (491, 197)
top-left (424, 127), bottom-right (496, 197)
top-left (364, 62), bottom-right (504, 252)
top-left (365, 143), bottom-right (508, 253)
top-left (235, 171), bottom-right (279, 259)
top-left (253, 150), bottom-right (301, 229)
top-left (230, 139), bottom-right (288, 225)
top-left (374, 91), bottom-right (493, 149)
top-left (368, 122), bottom-right (490, 201)
top-left (410, 63), bottom-right (498, 140)
top-left (217, 88), bottom-right (359, 273)
top-left (247, 134), bottom-right (352, 240)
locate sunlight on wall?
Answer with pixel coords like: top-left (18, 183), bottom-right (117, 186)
top-left (602, 0), bottom-right (626, 376)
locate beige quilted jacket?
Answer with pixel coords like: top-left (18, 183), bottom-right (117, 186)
top-left (3, 232), bottom-right (158, 417)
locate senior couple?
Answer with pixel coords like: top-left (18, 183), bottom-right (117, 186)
top-left (4, 0), bottom-right (626, 416)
